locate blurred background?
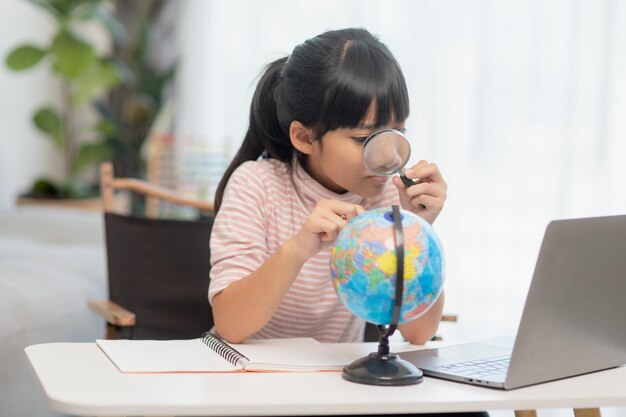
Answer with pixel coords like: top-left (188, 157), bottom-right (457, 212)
top-left (1, 1), bottom-right (625, 416)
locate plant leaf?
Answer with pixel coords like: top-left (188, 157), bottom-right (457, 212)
top-left (158, 63), bottom-right (178, 85)
top-left (25, 0), bottom-right (65, 20)
top-left (33, 107), bottom-right (65, 148)
top-left (71, 59), bottom-right (122, 106)
top-left (50, 28), bottom-right (96, 79)
top-left (94, 100), bottom-right (122, 126)
top-left (94, 120), bottom-right (118, 137)
top-left (30, 177), bottom-right (61, 198)
top-left (59, 177), bottom-right (96, 199)
top-left (73, 2), bottom-right (127, 45)
top-left (48, 0), bottom-right (96, 18)
top-left (5, 45), bottom-right (47, 71)
top-left (112, 58), bottom-right (134, 86)
top-left (73, 141), bottom-right (114, 174)
top-left (92, 6), bottom-right (127, 45)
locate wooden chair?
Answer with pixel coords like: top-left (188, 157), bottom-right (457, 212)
top-left (89, 162), bottom-right (215, 340)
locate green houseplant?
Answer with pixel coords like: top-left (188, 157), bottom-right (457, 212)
top-left (5, 0), bottom-right (176, 200)
top-left (6, 0), bottom-right (123, 199)
top-left (99, 0), bottom-right (177, 180)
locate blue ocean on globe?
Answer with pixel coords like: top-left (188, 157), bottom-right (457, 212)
top-left (330, 207), bottom-right (445, 325)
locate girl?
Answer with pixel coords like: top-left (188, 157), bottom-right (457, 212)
top-left (209, 28), bottom-right (448, 345)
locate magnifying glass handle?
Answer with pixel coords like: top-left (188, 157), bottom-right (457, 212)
top-left (400, 174), bottom-right (416, 188)
top-left (399, 171), bottom-right (428, 210)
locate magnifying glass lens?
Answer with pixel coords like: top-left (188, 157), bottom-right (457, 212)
top-left (362, 129), bottom-right (411, 176)
top-left (362, 129), bottom-right (426, 209)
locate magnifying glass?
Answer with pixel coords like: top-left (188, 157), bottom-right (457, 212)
top-left (362, 129), bottom-right (417, 188)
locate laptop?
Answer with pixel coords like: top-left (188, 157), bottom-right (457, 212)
top-left (400, 215), bottom-right (626, 390)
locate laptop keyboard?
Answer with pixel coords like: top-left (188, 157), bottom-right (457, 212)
top-left (435, 355), bottom-right (511, 380)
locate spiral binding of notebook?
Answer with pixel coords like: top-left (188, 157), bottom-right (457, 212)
top-left (201, 332), bottom-right (249, 366)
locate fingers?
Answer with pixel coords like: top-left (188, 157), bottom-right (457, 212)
top-left (315, 217), bottom-right (343, 242)
top-left (309, 200), bottom-right (366, 241)
top-left (316, 199), bottom-right (365, 222)
top-left (394, 160), bottom-right (447, 223)
top-left (401, 160), bottom-right (447, 202)
top-left (404, 160), bottom-right (446, 187)
top-left (409, 194), bottom-right (440, 215)
top-left (403, 181), bottom-right (446, 200)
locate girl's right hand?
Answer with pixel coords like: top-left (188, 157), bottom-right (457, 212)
top-left (287, 199), bottom-right (365, 263)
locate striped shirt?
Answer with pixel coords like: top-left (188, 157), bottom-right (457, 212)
top-left (209, 158), bottom-right (399, 342)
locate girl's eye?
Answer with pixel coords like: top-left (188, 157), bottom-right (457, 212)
top-left (351, 136), bottom-right (369, 143)
top-left (397, 128), bottom-right (407, 134)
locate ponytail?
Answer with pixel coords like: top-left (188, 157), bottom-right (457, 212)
top-left (214, 57), bottom-right (293, 212)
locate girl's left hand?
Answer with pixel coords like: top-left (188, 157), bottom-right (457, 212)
top-left (392, 160), bottom-right (447, 224)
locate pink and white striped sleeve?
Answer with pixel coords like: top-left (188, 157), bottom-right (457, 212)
top-left (208, 162), bottom-right (270, 304)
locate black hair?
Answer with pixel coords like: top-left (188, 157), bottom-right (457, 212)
top-left (214, 28), bottom-right (410, 212)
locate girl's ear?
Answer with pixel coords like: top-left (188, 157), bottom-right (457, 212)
top-left (289, 121), bottom-right (315, 155)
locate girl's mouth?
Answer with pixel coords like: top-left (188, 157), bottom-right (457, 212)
top-left (367, 175), bottom-right (389, 184)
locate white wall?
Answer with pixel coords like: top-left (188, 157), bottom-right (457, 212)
top-left (0, 0), bottom-right (63, 211)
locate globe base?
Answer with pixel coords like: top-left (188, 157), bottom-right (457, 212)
top-left (342, 352), bottom-right (424, 386)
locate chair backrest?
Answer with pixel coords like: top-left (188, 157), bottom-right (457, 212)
top-left (101, 162), bottom-right (215, 340)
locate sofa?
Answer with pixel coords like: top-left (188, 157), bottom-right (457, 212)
top-left (0, 206), bottom-right (107, 417)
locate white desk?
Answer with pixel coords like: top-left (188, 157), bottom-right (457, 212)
top-left (25, 342), bottom-right (626, 416)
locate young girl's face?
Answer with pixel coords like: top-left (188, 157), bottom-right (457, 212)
top-left (305, 111), bottom-right (406, 198)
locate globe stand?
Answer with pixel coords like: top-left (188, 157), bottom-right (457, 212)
top-left (342, 324), bottom-right (423, 386)
top-left (342, 205), bottom-right (424, 386)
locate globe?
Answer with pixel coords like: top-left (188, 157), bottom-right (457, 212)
top-left (330, 207), bottom-right (444, 325)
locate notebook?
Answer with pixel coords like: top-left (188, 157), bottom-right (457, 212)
top-left (400, 214), bottom-right (626, 390)
top-left (97, 332), bottom-right (351, 373)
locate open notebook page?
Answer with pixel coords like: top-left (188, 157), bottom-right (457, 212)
top-left (96, 337), bottom-right (351, 373)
